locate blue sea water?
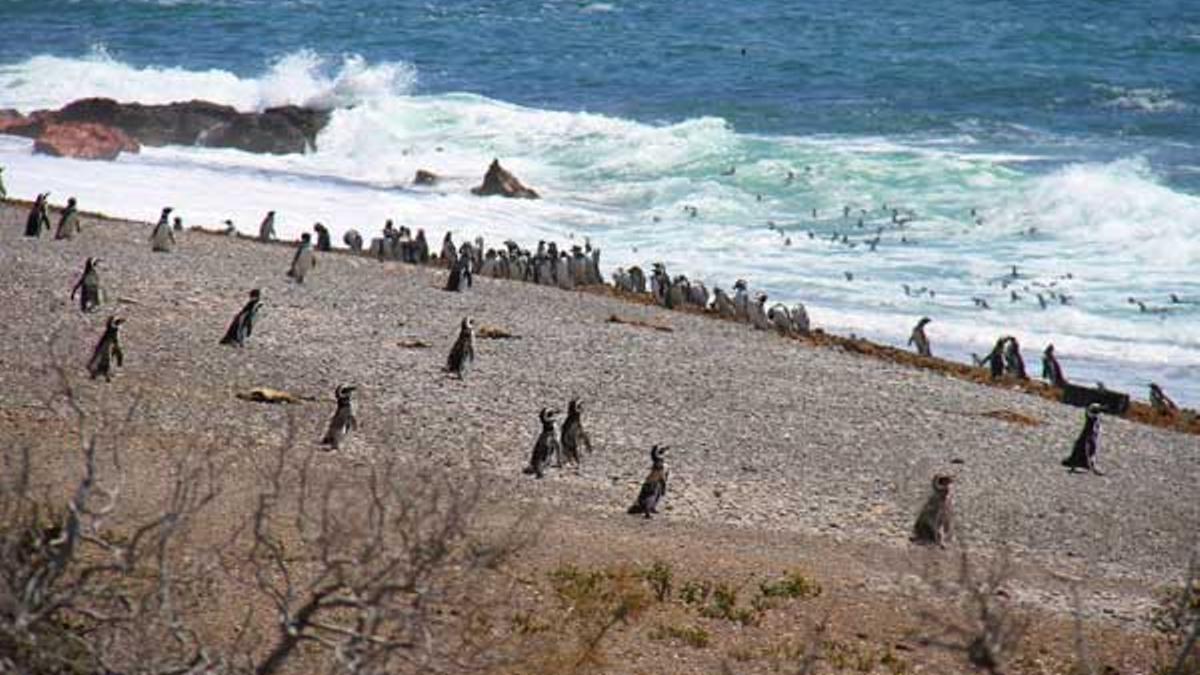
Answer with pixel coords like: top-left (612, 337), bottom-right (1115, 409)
top-left (1, 0), bottom-right (1198, 404)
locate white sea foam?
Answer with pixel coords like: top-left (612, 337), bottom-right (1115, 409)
top-left (0, 52), bottom-right (1197, 403)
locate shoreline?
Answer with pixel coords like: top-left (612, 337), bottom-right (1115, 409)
top-left (8, 193), bottom-right (1191, 437)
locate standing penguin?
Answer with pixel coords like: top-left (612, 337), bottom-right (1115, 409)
top-left (911, 474), bottom-right (954, 547)
top-left (150, 207), bottom-right (175, 252)
top-left (70, 257), bottom-right (103, 313)
top-left (219, 289), bottom-right (263, 347)
top-left (86, 317), bottom-right (125, 382)
top-left (445, 256), bottom-right (473, 292)
top-left (627, 445), bottom-right (669, 519)
top-left (522, 408), bottom-right (561, 478)
top-left (54, 197), bottom-right (81, 240)
top-left (1003, 337), bottom-right (1028, 380)
top-left (313, 223), bottom-right (332, 252)
top-left (1062, 403), bottom-right (1104, 475)
top-left (445, 317), bottom-right (475, 379)
top-left (560, 399), bottom-right (592, 466)
top-left (1042, 344), bottom-right (1066, 387)
top-left (712, 287), bottom-right (736, 318)
top-left (24, 193), bottom-right (51, 237)
top-left (321, 385), bottom-right (358, 450)
top-left (732, 279), bottom-right (750, 321)
top-left (343, 229), bottom-right (363, 252)
top-left (287, 233), bottom-right (316, 283)
top-left (908, 317), bottom-right (932, 357)
top-left (258, 210), bottom-right (277, 242)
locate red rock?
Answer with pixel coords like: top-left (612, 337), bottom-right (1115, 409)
top-left (471, 159), bottom-right (540, 199)
top-left (33, 122), bottom-right (140, 161)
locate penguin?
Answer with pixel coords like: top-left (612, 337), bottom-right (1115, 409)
top-left (560, 399), bottom-right (592, 466)
top-left (173, 216), bottom-right (184, 232)
top-left (790, 303), bottom-right (810, 334)
top-left (86, 317), bottom-right (125, 382)
top-left (627, 445), bottom-right (669, 519)
top-left (1149, 383), bottom-right (1178, 415)
top-left (908, 317), bottom-right (932, 357)
top-left (150, 207), bottom-right (175, 252)
top-left (343, 229), bottom-right (363, 252)
top-left (445, 255), bottom-right (473, 292)
top-left (258, 211), bottom-right (277, 242)
top-left (712, 287), bottom-right (736, 318)
top-left (445, 317), bottom-right (475, 380)
top-left (627, 266), bottom-right (647, 294)
top-left (911, 474), bottom-right (954, 547)
top-left (287, 233), bottom-right (316, 284)
top-left (70, 257), bottom-right (103, 313)
top-left (54, 197), bottom-right (81, 240)
top-left (732, 280), bottom-right (750, 321)
top-left (1062, 403), bottom-right (1104, 475)
top-left (767, 303), bottom-right (793, 335)
top-left (748, 293), bottom-right (771, 330)
top-left (440, 232), bottom-right (457, 266)
top-left (522, 408), bottom-right (560, 478)
top-left (313, 223), bottom-right (331, 252)
top-left (321, 385), bottom-right (358, 450)
top-left (24, 193), bottom-right (51, 237)
top-left (219, 289), bottom-right (263, 348)
top-left (688, 280), bottom-right (709, 308)
top-left (414, 229), bottom-right (430, 263)
top-left (982, 336), bottom-right (1007, 379)
top-left (1003, 336), bottom-right (1028, 380)
top-left (1041, 344), bottom-right (1066, 387)
top-left (650, 264), bottom-right (670, 305)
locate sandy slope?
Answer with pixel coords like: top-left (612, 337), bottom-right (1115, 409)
top-left (0, 200), bottom-right (1195, 671)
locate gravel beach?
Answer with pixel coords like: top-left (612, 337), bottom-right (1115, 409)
top-left (1, 200), bottom-right (1196, 671)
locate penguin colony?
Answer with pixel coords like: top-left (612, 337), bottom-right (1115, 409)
top-left (13, 196), bottom-right (1193, 538)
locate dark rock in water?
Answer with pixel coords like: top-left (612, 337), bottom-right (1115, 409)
top-left (1, 98), bottom-right (331, 155)
top-left (471, 159), bottom-right (540, 199)
top-left (414, 169), bottom-right (440, 186)
top-left (1061, 383), bottom-right (1130, 415)
top-left (202, 106), bottom-right (326, 154)
top-left (33, 122), bottom-right (140, 160)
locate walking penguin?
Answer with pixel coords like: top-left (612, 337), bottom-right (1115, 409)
top-left (445, 316), bottom-right (475, 380)
top-left (522, 408), bottom-right (561, 479)
top-left (911, 474), bottom-right (954, 547)
top-left (627, 445), bottom-right (669, 519)
top-left (24, 193), bottom-right (51, 237)
top-left (908, 317), bottom-right (932, 357)
top-left (1062, 403), bottom-right (1104, 475)
top-left (70, 257), bottom-right (103, 312)
top-left (287, 233), bottom-right (316, 283)
top-left (219, 289), bottom-right (263, 347)
top-left (321, 385), bottom-right (358, 450)
top-left (150, 207), bottom-right (175, 252)
top-left (86, 317), bottom-right (125, 382)
top-left (560, 398), bottom-right (592, 466)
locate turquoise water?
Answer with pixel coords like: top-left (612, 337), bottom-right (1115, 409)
top-left (1, 0), bottom-right (1198, 403)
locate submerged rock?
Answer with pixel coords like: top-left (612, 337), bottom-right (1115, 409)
top-left (471, 159), bottom-right (540, 199)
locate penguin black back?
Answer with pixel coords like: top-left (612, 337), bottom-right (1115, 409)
top-left (628, 445), bottom-right (669, 518)
top-left (523, 408), bottom-right (561, 478)
top-left (560, 398), bottom-right (592, 465)
top-left (445, 316), bottom-right (476, 379)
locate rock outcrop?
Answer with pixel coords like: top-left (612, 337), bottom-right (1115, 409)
top-left (33, 123), bottom-right (141, 161)
top-left (0, 98), bottom-right (331, 157)
top-left (471, 159), bottom-right (539, 199)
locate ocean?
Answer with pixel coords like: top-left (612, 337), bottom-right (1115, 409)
top-left (1, 0), bottom-right (1198, 404)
